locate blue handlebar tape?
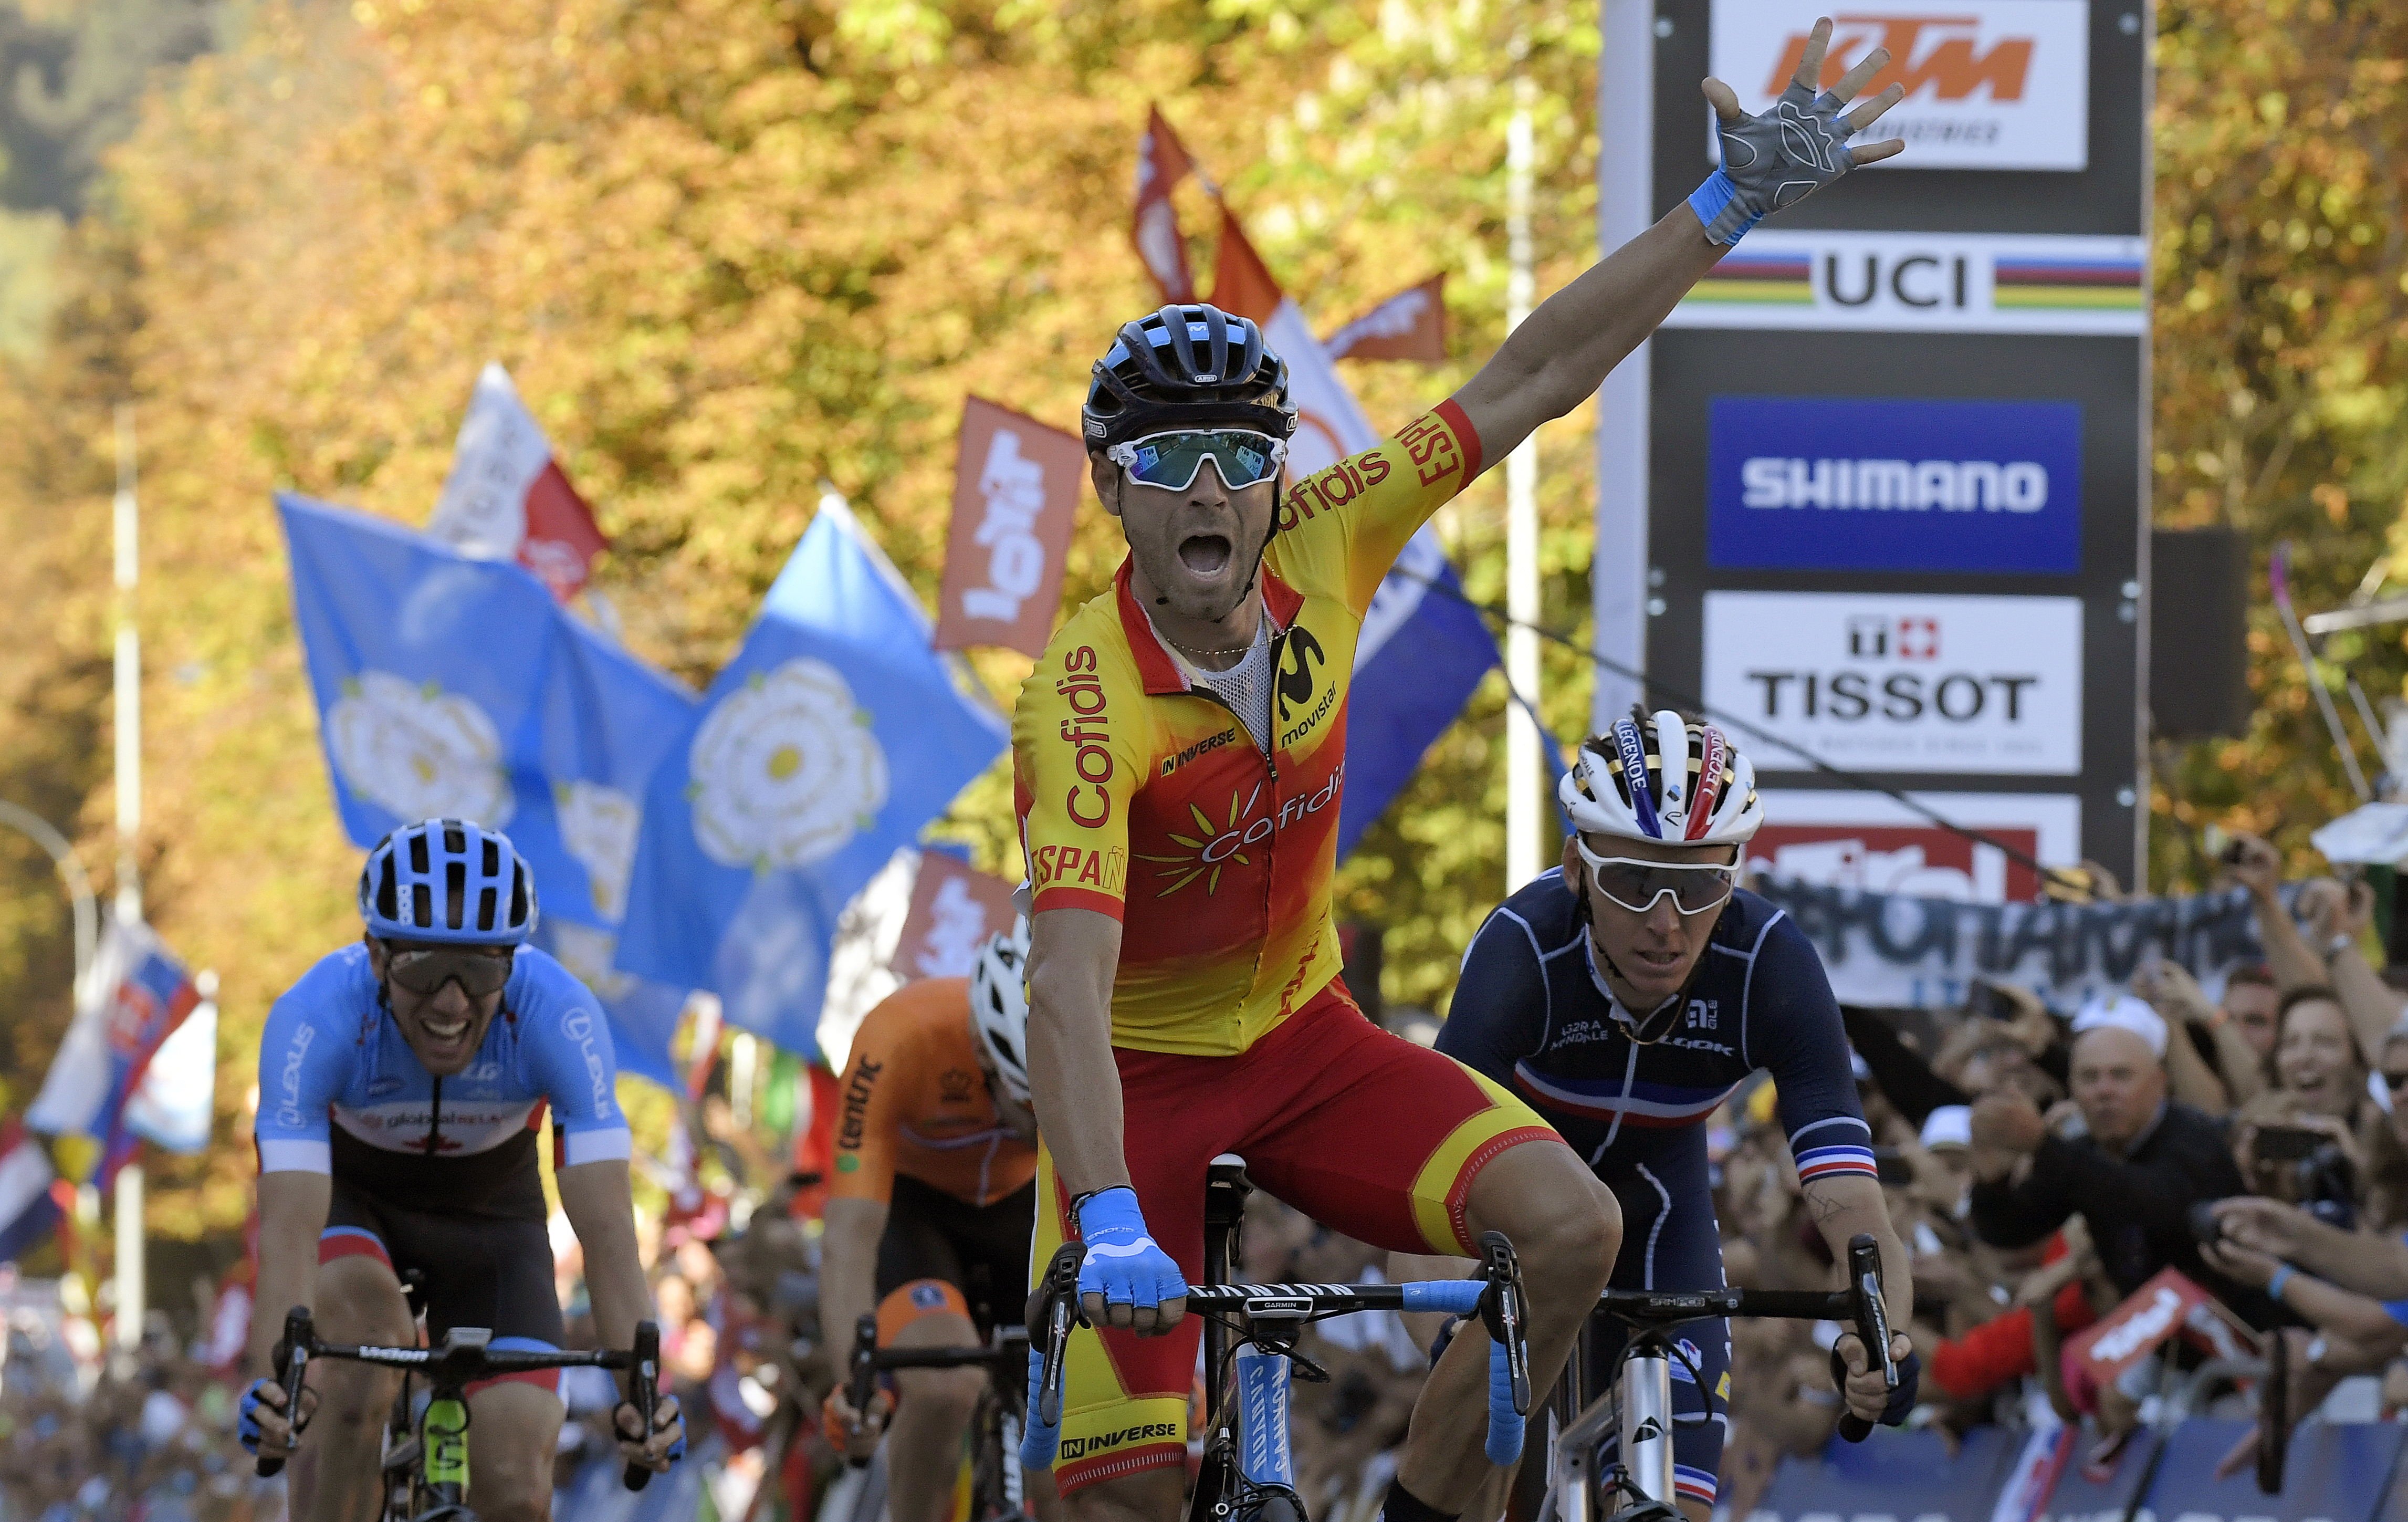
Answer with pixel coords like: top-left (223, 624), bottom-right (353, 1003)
top-left (1400, 1280), bottom-right (1485, 1315)
top-left (1019, 1348), bottom-right (1059, 1469)
top-left (1486, 1340), bottom-right (1525, 1465)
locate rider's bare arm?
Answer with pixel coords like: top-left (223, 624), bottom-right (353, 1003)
top-left (1028, 905), bottom-right (1130, 1198)
top-left (1447, 210), bottom-right (1721, 466)
top-left (1802, 1173), bottom-right (1915, 1420)
top-left (821, 1196), bottom-right (889, 1373)
top-left (248, 1170), bottom-right (330, 1380)
top-left (559, 1158), bottom-right (680, 1467)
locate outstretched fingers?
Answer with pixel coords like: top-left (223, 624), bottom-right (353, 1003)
top-left (1702, 76), bottom-right (1742, 123)
top-left (1846, 82), bottom-right (1906, 132)
top-left (1788, 16), bottom-right (1834, 93)
top-left (1823, 44), bottom-right (1892, 106)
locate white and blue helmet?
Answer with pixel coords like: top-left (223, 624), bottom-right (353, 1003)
top-left (359, 819), bottom-right (539, 946)
top-left (1560, 710), bottom-right (1764, 848)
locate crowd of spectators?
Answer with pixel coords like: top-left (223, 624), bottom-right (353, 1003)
top-left (15, 830), bottom-right (2408, 1519)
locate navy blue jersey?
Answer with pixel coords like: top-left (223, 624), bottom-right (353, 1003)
top-left (1439, 871), bottom-right (1873, 1186)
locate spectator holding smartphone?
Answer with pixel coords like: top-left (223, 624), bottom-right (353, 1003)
top-left (2228, 987), bottom-right (2400, 1226)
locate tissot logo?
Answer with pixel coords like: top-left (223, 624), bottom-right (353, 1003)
top-left (1702, 592), bottom-right (2082, 777)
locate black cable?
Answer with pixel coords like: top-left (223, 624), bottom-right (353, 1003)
top-left (1395, 564), bottom-right (2072, 886)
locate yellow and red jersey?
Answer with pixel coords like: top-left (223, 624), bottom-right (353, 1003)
top-left (830, 978), bottom-right (1037, 1208)
top-left (1012, 401), bottom-right (1485, 1056)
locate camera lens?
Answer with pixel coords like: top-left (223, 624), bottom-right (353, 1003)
top-left (2186, 1200), bottom-right (2225, 1245)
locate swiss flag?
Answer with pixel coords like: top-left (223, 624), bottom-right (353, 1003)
top-left (426, 362), bottom-right (610, 601)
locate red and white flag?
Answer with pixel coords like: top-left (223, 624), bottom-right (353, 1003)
top-left (931, 398), bottom-right (1083, 656)
top-left (427, 362), bottom-right (610, 601)
top-left (1324, 275), bottom-right (1448, 362)
top-left (1132, 105), bottom-right (1198, 304)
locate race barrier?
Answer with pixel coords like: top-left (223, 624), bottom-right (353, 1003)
top-left (1731, 1419), bottom-right (2407, 1522)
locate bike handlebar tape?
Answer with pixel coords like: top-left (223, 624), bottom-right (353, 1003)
top-left (1486, 1339), bottom-right (1525, 1465)
top-left (1400, 1280), bottom-right (1484, 1315)
top-left (1020, 1347), bottom-right (1060, 1470)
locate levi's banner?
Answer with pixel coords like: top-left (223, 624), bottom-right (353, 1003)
top-left (426, 362), bottom-right (610, 600)
top-left (933, 398), bottom-right (1083, 657)
top-left (889, 852), bottom-right (1019, 981)
top-left (1707, 395), bottom-right (2083, 574)
top-left (1668, 231), bottom-right (2147, 336)
top-left (1749, 878), bottom-right (2280, 1011)
top-left (1701, 590), bottom-right (2083, 775)
top-left (1708, 0), bottom-right (2092, 171)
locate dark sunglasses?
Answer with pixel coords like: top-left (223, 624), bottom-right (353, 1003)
top-left (383, 943), bottom-right (515, 998)
top-left (1105, 430), bottom-right (1287, 492)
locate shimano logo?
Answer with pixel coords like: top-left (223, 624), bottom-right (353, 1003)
top-left (277, 1025), bottom-right (317, 1126)
top-left (1741, 456), bottom-right (2047, 513)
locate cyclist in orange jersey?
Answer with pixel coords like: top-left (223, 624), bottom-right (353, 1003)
top-left (821, 925), bottom-right (1060, 1522)
top-left (1015, 21), bottom-right (1909, 1521)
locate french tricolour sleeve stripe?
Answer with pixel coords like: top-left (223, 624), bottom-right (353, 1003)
top-left (1794, 1144), bottom-right (1879, 1184)
top-left (258, 1139), bottom-right (331, 1174)
top-left (562, 1125), bottom-right (634, 1167)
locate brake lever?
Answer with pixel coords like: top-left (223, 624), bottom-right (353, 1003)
top-left (1837, 1233), bottom-right (1894, 1443)
top-left (1037, 1242), bottom-right (1082, 1429)
top-left (622, 1320), bottom-right (660, 1493)
top-left (843, 1315), bottom-right (880, 1472)
top-left (1476, 1232), bottom-right (1533, 1415)
top-left (255, 1307), bottom-right (314, 1479)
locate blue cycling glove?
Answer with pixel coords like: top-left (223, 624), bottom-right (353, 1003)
top-left (1075, 1187), bottom-right (1188, 1314)
top-left (1691, 74), bottom-right (1874, 245)
top-left (237, 1379), bottom-right (294, 1456)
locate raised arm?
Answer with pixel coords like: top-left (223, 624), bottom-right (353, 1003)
top-left (1450, 18), bottom-right (1904, 461)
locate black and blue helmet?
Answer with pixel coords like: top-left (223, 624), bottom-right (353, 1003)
top-left (359, 818), bottom-right (539, 947)
top-left (1081, 304), bottom-right (1297, 451)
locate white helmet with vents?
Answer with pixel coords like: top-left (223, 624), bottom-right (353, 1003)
top-left (968, 917), bottom-right (1033, 1106)
top-left (1559, 710), bottom-right (1764, 848)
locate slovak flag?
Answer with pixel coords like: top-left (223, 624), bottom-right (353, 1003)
top-left (0, 1119), bottom-right (60, 1265)
top-left (27, 913), bottom-right (202, 1184)
top-left (425, 362), bottom-right (611, 601)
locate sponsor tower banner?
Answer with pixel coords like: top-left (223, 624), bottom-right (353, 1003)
top-left (933, 398), bottom-right (1083, 657)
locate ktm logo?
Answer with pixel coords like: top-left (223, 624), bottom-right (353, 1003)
top-left (1276, 628), bottom-right (1326, 721)
top-left (1772, 16), bottom-right (2034, 103)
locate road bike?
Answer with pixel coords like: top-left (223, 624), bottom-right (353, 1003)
top-left (1022, 1155), bottom-right (1532, 1522)
top-left (839, 1311), bottom-right (1034, 1521)
top-left (255, 1304), bottom-right (664, 1522)
top-left (1531, 1235), bottom-right (1898, 1522)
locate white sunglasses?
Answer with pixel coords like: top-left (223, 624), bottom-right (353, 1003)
top-left (1572, 836), bottom-right (1742, 916)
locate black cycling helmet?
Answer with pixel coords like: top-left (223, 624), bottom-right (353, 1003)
top-left (1081, 304), bottom-right (1299, 451)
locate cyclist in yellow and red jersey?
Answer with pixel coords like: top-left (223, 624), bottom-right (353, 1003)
top-left (1017, 24), bottom-right (1909, 1521)
top-left (820, 924), bottom-right (1061, 1522)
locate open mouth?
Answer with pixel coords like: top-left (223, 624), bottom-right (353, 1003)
top-left (418, 1013), bottom-right (474, 1062)
top-left (1177, 533), bottom-right (1233, 577)
top-left (1630, 945), bottom-right (1683, 974)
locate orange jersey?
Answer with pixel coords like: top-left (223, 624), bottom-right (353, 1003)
top-left (830, 978), bottom-right (1037, 1208)
top-left (1013, 402), bottom-right (1486, 1055)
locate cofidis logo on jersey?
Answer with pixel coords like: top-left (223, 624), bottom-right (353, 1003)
top-left (1706, 395), bottom-right (2081, 575)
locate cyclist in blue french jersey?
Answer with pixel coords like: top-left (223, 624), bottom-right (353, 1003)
top-left (238, 819), bottom-right (684, 1522)
top-left (1435, 712), bottom-right (1917, 1521)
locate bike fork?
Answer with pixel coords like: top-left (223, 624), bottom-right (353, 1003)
top-left (1233, 1344), bottom-right (1298, 1491)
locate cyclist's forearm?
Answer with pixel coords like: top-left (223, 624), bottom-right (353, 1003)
top-left (820, 1197), bottom-right (887, 1371)
top-left (1451, 207), bottom-right (1721, 463)
top-left (249, 1170), bottom-right (330, 1375)
top-left (1805, 1176), bottom-right (1916, 1335)
top-left (557, 1160), bottom-right (655, 1381)
top-left (1027, 906), bottom-right (1128, 1197)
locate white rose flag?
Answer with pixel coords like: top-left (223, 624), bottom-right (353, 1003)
top-left (614, 493), bottom-right (1007, 1057)
top-left (279, 494), bottom-right (697, 1083)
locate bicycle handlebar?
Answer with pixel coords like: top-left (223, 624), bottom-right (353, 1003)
top-left (1018, 1233), bottom-right (1532, 1471)
top-left (252, 1307), bottom-right (665, 1488)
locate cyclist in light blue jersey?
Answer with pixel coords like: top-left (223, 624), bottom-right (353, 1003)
top-left (239, 819), bottom-right (683, 1522)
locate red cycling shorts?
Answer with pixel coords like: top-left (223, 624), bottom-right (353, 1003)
top-left (1030, 980), bottom-right (1559, 1493)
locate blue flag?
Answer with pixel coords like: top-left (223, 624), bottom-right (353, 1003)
top-left (280, 493), bottom-right (696, 1081)
top-left (1338, 526), bottom-right (1508, 859)
top-left (616, 495), bottom-right (1008, 1056)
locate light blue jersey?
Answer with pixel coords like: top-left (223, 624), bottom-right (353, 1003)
top-left (255, 943), bottom-right (632, 1176)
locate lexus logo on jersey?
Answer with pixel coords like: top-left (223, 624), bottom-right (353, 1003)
top-left (1708, 0), bottom-right (2092, 172)
top-left (1702, 592), bottom-right (2082, 777)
